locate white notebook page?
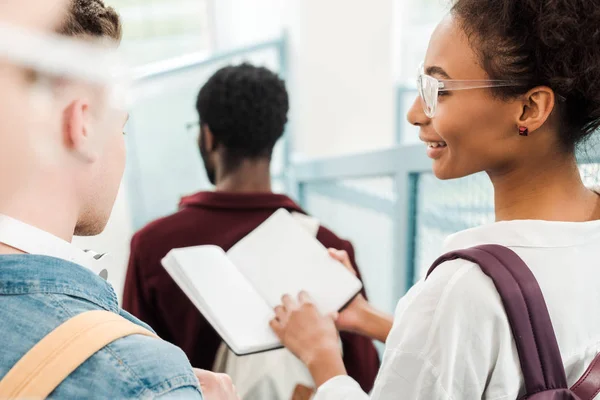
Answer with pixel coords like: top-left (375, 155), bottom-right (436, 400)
top-left (162, 245), bottom-right (279, 354)
top-left (227, 209), bottom-right (362, 315)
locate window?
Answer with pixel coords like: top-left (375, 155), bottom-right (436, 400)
top-left (110, 0), bottom-right (214, 66)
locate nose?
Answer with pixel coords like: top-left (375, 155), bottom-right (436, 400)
top-left (407, 95), bottom-right (430, 127)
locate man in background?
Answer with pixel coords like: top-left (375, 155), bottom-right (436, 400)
top-left (123, 63), bottom-right (381, 393)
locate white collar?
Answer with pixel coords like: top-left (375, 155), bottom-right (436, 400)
top-left (443, 218), bottom-right (600, 252)
top-left (0, 214), bottom-right (108, 279)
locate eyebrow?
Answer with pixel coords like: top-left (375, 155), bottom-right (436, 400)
top-left (425, 65), bottom-right (452, 80)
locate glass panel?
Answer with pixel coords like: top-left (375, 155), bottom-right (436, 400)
top-left (302, 178), bottom-right (397, 315)
top-left (412, 163), bottom-right (600, 282)
top-left (580, 163), bottom-right (600, 188)
top-left (413, 172), bottom-right (494, 281)
top-left (126, 47), bottom-right (285, 229)
top-left (342, 177), bottom-right (396, 201)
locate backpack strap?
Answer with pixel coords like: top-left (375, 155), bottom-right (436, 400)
top-left (0, 310), bottom-right (158, 399)
top-left (427, 244), bottom-right (568, 395)
top-left (571, 353), bottom-right (600, 400)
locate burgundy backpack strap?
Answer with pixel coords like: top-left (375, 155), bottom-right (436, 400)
top-left (571, 353), bottom-right (600, 400)
top-left (427, 244), bottom-right (568, 395)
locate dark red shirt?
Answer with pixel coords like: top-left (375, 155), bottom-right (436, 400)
top-left (123, 191), bottom-right (380, 392)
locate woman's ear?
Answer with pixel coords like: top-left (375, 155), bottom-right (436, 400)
top-left (515, 86), bottom-right (556, 134)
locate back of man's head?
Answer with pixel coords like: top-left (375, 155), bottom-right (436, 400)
top-left (196, 63), bottom-right (289, 179)
top-left (1, 0), bottom-right (127, 239)
top-left (59, 0), bottom-right (122, 41)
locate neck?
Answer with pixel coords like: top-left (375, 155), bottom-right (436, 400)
top-left (491, 152), bottom-right (600, 222)
top-left (0, 171), bottom-right (78, 254)
top-left (215, 158), bottom-right (273, 193)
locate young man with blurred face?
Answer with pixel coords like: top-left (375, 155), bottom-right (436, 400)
top-left (0, 1), bottom-right (237, 398)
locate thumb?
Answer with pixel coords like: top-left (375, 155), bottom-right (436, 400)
top-left (329, 311), bottom-right (339, 321)
top-left (328, 249), bottom-right (355, 275)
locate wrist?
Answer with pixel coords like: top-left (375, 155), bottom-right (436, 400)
top-left (353, 302), bottom-right (393, 343)
top-left (303, 341), bottom-right (339, 367)
top-left (347, 298), bottom-right (375, 334)
top-left (305, 344), bottom-right (346, 387)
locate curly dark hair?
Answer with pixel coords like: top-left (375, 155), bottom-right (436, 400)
top-left (452, 0), bottom-right (600, 150)
top-left (196, 63), bottom-right (289, 168)
top-left (58, 0), bottom-right (122, 41)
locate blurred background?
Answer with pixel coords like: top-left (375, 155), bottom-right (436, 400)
top-left (73, 0), bottom-right (600, 317)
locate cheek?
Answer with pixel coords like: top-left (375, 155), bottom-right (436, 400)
top-left (435, 94), bottom-right (514, 150)
top-left (432, 94), bottom-right (519, 177)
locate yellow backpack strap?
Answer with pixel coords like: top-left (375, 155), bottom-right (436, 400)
top-left (0, 310), bottom-right (158, 399)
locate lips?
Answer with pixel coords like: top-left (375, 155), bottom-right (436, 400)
top-left (420, 137), bottom-right (448, 160)
top-left (424, 141), bottom-right (447, 149)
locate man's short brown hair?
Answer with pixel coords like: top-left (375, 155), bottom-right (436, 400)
top-left (58, 0), bottom-right (122, 41)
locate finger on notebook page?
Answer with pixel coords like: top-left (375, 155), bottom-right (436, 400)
top-left (298, 291), bottom-right (312, 304)
top-left (274, 305), bottom-right (287, 322)
top-left (269, 318), bottom-right (283, 336)
top-left (282, 294), bottom-right (295, 309)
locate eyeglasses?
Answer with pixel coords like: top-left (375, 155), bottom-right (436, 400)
top-left (186, 120), bottom-right (200, 135)
top-left (417, 62), bottom-right (522, 118)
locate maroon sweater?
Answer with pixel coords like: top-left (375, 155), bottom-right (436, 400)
top-left (123, 191), bottom-right (380, 392)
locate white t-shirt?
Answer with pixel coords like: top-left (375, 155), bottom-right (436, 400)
top-left (316, 219), bottom-right (600, 400)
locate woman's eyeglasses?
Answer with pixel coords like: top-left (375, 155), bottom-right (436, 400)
top-left (417, 62), bottom-right (522, 118)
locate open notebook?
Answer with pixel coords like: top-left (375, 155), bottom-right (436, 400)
top-left (161, 209), bottom-right (362, 356)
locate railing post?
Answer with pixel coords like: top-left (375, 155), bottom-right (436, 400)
top-left (278, 31), bottom-right (296, 197)
top-left (297, 181), bottom-right (307, 209)
top-left (405, 173), bottom-right (419, 290)
top-left (392, 169), bottom-right (421, 307)
top-left (392, 173), bottom-right (409, 309)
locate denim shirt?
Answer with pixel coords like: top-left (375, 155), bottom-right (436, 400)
top-left (0, 254), bottom-right (203, 399)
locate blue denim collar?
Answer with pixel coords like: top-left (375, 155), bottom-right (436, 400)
top-left (0, 254), bottom-right (119, 313)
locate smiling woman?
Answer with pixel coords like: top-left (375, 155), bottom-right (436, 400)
top-left (405, 12), bottom-right (599, 183)
top-left (270, 0), bottom-right (600, 399)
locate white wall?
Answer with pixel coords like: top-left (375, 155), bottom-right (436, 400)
top-left (292, 1), bottom-right (394, 157)
top-left (211, 0), bottom-right (286, 50)
top-left (212, 0), bottom-right (396, 157)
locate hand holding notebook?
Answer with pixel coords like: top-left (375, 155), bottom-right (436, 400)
top-left (161, 209), bottom-right (362, 356)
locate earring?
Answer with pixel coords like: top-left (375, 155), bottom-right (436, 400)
top-left (518, 126), bottom-right (529, 136)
